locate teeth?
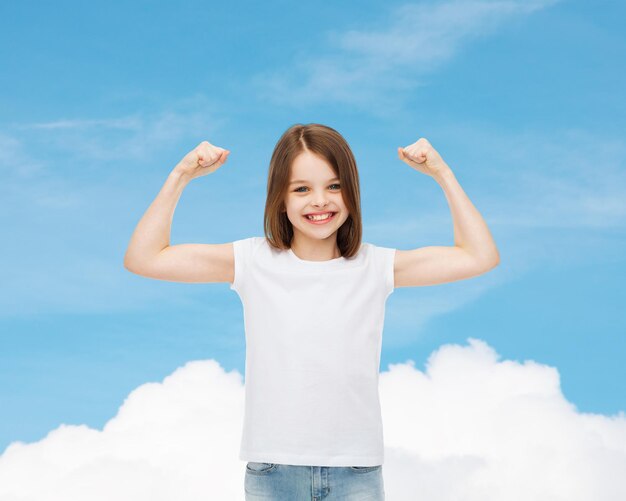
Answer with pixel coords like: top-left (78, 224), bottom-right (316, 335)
top-left (307, 213), bottom-right (333, 221)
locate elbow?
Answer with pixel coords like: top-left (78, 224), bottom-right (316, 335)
top-left (484, 245), bottom-right (501, 269)
top-left (123, 248), bottom-right (143, 272)
top-left (124, 253), bottom-right (139, 273)
top-left (487, 253), bottom-right (500, 270)
top-left (476, 252), bottom-right (500, 272)
top-left (493, 248), bottom-right (501, 266)
top-left (475, 259), bottom-right (499, 277)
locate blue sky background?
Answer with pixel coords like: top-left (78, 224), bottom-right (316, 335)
top-left (1, 0), bottom-right (625, 453)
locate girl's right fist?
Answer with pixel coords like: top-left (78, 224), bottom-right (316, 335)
top-left (174, 141), bottom-right (231, 180)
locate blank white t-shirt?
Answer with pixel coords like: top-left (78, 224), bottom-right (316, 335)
top-left (230, 236), bottom-right (396, 467)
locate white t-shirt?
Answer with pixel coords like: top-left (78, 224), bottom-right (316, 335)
top-left (230, 236), bottom-right (396, 467)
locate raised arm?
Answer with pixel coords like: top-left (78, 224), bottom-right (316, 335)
top-left (123, 141), bottom-right (234, 283)
top-left (394, 138), bottom-right (500, 288)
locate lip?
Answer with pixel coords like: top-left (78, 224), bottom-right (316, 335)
top-left (304, 211), bottom-right (336, 216)
top-left (303, 211), bottom-right (337, 225)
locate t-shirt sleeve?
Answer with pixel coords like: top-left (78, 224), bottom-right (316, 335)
top-left (372, 244), bottom-right (396, 299)
top-left (229, 237), bottom-right (258, 295)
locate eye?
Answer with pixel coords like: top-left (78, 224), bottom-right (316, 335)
top-left (293, 184), bottom-right (341, 193)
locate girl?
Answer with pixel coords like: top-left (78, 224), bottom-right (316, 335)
top-left (124, 123), bottom-right (500, 500)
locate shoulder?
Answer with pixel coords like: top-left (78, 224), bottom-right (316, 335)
top-left (232, 236), bottom-right (272, 262)
top-left (233, 236), bottom-right (266, 248)
top-left (365, 242), bottom-right (396, 296)
top-left (233, 236), bottom-right (264, 244)
top-left (365, 242), bottom-right (397, 259)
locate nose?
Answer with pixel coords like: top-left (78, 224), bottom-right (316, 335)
top-left (312, 193), bottom-right (329, 208)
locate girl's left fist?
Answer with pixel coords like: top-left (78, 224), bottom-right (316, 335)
top-left (398, 138), bottom-right (449, 178)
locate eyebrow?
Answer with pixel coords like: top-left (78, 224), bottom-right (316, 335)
top-left (289, 177), bottom-right (340, 185)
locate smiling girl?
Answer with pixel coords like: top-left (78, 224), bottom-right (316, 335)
top-left (124, 123), bottom-right (500, 500)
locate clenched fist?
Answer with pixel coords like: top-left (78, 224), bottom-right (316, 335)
top-left (398, 138), bottom-right (449, 179)
top-left (174, 141), bottom-right (231, 180)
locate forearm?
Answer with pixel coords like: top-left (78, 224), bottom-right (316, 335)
top-left (123, 168), bottom-right (191, 269)
top-left (434, 167), bottom-right (500, 266)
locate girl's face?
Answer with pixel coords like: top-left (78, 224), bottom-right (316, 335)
top-left (284, 151), bottom-right (349, 243)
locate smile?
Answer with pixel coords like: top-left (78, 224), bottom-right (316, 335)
top-left (303, 212), bottom-right (337, 224)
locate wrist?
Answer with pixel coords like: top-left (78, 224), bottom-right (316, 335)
top-left (169, 167), bottom-right (192, 185)
top-left (433, 165), bottom-right (454, 185)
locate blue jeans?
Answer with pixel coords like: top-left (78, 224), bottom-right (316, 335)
top-left (244, 462), bottom-right (385, 500)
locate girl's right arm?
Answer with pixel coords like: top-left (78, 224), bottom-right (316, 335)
top-left (123, 141), bottom-right (233, 284)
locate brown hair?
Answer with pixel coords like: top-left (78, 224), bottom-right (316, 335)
top-left (264, 123), bottom-right (363, 258)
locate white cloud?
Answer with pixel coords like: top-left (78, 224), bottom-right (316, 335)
top-left (0, 359), bottom-right (246, 501)
top-left (20, 117), bottom-right (143, 131)
top-left (2, 94), bottom-right (228, 176)
top-left (1, 338), bottom-right (624, 501)
top-left (381, 338), bottom-right (626, 500)
top-left (250, 0), bottom-right (562, 115)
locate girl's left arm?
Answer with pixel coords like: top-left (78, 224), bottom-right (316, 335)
top-left (394, 138), bottom-right (500, 288)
